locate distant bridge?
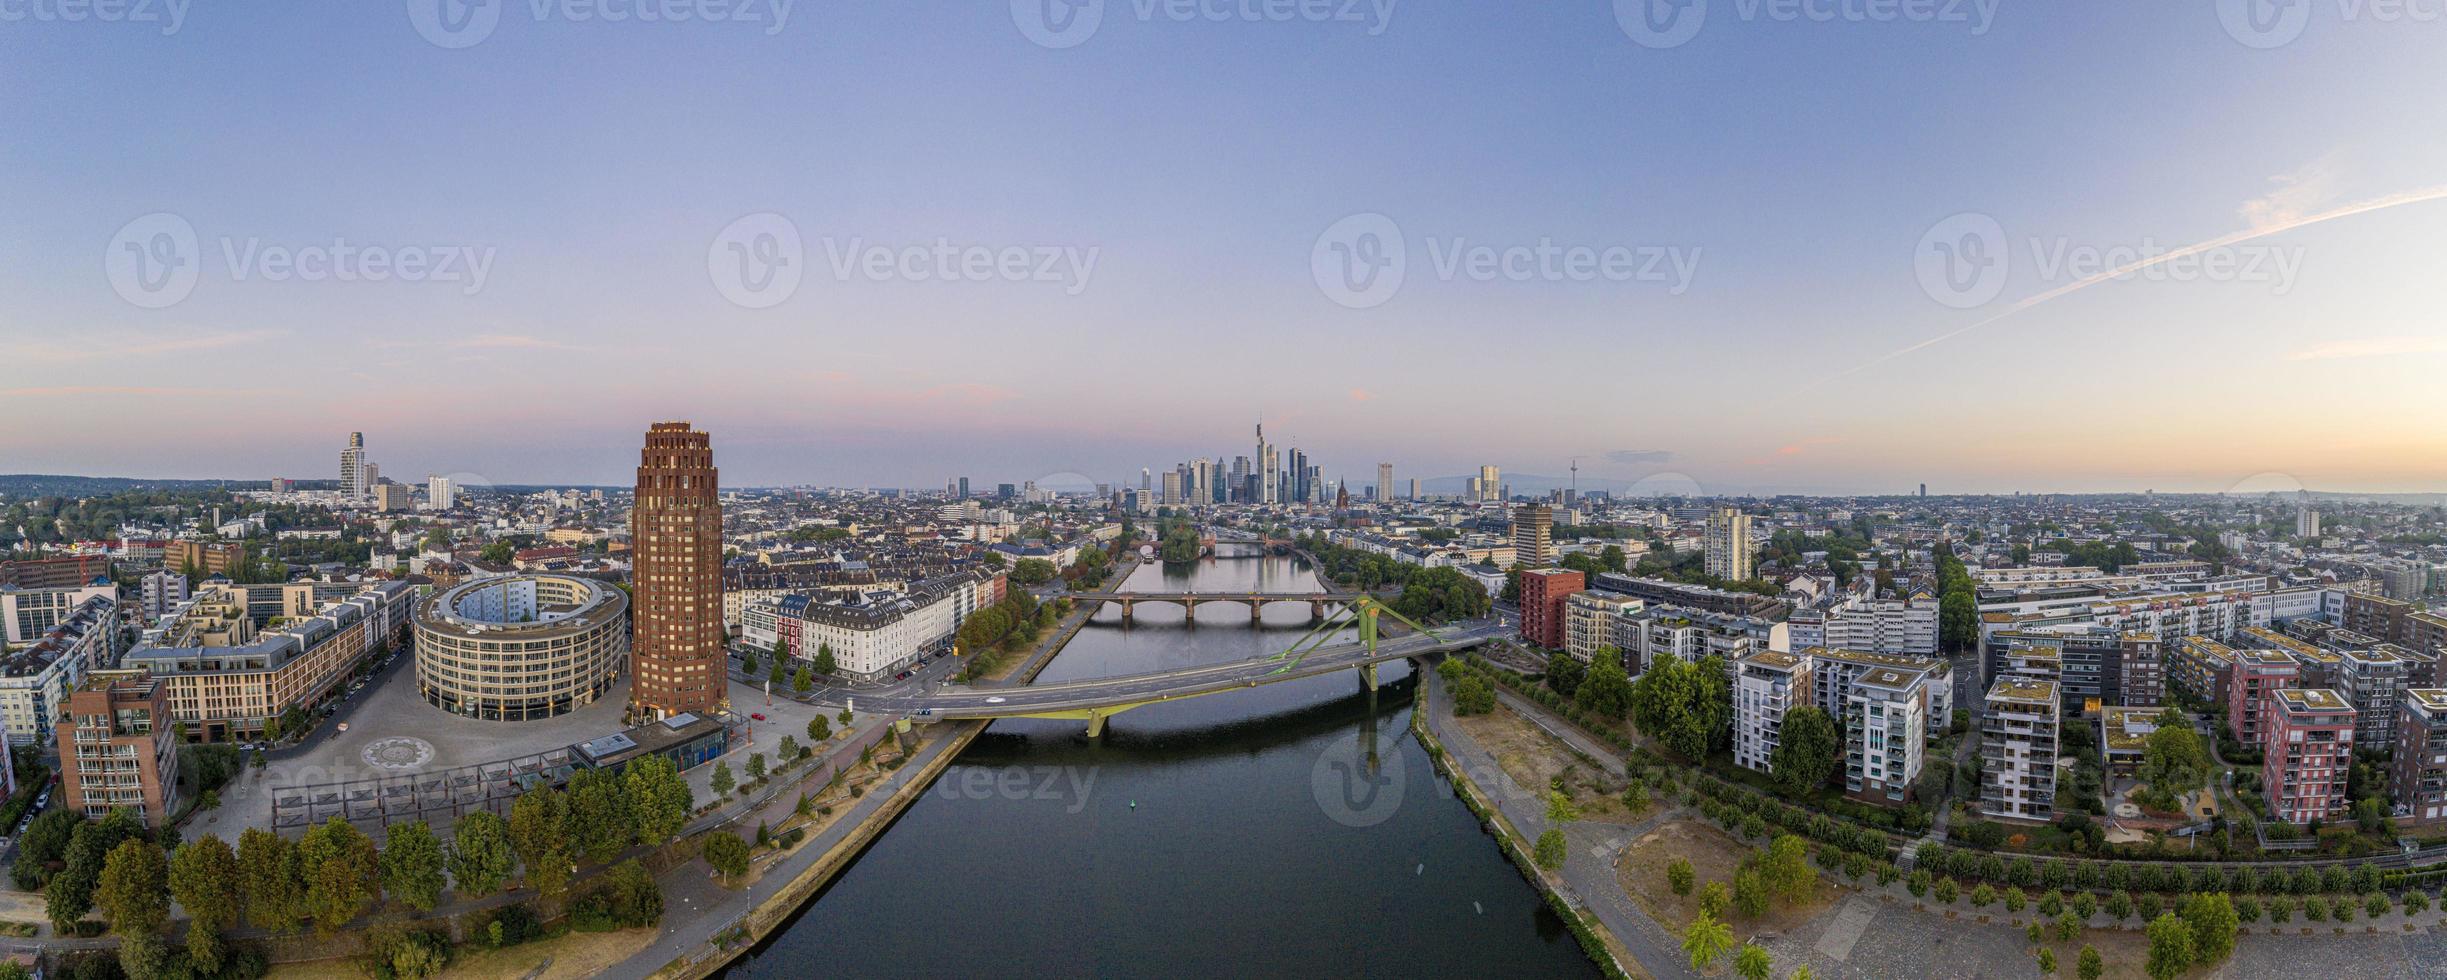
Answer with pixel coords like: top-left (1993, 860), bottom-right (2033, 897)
top-left (1069, 589), bottom-right (1363, 623)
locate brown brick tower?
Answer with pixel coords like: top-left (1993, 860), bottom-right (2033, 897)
top-left (628, 422), bottom-right (726, 721)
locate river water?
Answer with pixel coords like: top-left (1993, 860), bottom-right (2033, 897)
top-left (725, 551), bottom-right (1596, 978)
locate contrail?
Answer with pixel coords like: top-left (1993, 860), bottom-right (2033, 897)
top-left (1808, 184), bottom-right (2447, 391)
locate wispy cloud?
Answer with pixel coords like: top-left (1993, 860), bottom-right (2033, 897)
top-left (1605, 449), bottom-right (1674, 465)
top-left (2286, 337), bottom-right (2447, 362)
top-left (1806, 180), bottom-right (2447, 396)
top-left (0, 385), bottom-right (271, 399)
top-left (19, 328), bottom-right (285, 364)
top-left (2241, 153), bottom-right (2344, 232)
top-left (1778, 436), bottom-right (1840, 456)
top-left (449, 333), bottom-right (589, 351)
top-left (1348, 387), bottom-right (1375, 402)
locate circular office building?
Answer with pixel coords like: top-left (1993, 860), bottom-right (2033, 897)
top-left (414, 574), bottom-right (627, 721)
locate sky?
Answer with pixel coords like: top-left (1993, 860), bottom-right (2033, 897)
top-left (3, 1), bottom-right (2444, 495)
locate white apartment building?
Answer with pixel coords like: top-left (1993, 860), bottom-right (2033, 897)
top-left (1, 583), bottom-right (118, 645)
top-left (1563, 592), bottom-right (1644, 670)
top-left (1808, 647), bottom-right (1952, 738)
top-left (1843, 664), bottom-right (1929, 804)
top-left (1704, 507), bottom-right (1752, 581)
top-left (1789, 594), bottom-right (1939, 657)
top-left (0, 595), bottom-right (115, 744)
top-left (1979, 676), bottom-right (2060, 821)
top-left (740, 570), bottom-right (990, 681)
top-left (1734, 650), bottom-right (1813, 774)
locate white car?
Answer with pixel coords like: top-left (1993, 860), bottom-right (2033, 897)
top-left (985, 696), bottom-right (1006, 704)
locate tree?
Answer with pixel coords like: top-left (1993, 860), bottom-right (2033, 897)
top-left (238, 826), bottom-right (306, 932)
top-left (1011, 558), bottom-right (1058, 585)
top-left (509, 786), bottom-right (575, 898)
top-left (703, 832), bottom-right (751, 883)
top-left (1682, 912), bottom-right (1735, 971)
top-left (1544, 790), bottom-right (1579, 826)
top-left (1667, 858), bottom-right (1695, 895)
top-left (813, 642), bottom-right (837, 675)
top-left (780, 734), bottom-right (802, 762)
top-left (298, 817), bottom-right (381, 932)
top-left (2145, 912), bottom-right (2195, 980)
top-left (94, 839), bottom-right (170, 936)
top-left (1578, 660), bottom-right (1635, 719)
top-left (1734, 941), bottom-right (1772, 980)
top-left (448, 811), bottom-right (516, 898)
top-left (711, 760), bottom-right (737, 800)
top-left (2181, 892), bottom-right (2237, 965)
top-left (1630, 653), bottom-right (1729, 760)
top-left (1761, 834), bottom-right (1816, 905)
top-left (379, 821), bottom-right (448, 912)
top-left (2038, 947), bottom-right (2058, 975)
top-left (2078, 945), bottom-right (2104, 980)
top-left (768, 655), bottom-right (787, 687)
top-left (747, 752), bottom-right (768, 783)
top-left (1451, 673), bottom-right (1496, 715)
top-left (1533, 829), bottom-right (1567, 870)
top-left (1732, 868), bottom-right (1770, 918)
top-left (169, 834), bottom-right (240, 969)
top-left (740, 648), bottom-right (759, 676)
top-left (47, 809), bottom-right (142, 931)
top-left (1770, 706), bottom-right (1841, 794)
top-left (2138, 722), bottom-right (2211, 804)
top-left (807, 713), bottom-right (833, 741)
top-left (1545, 652), bottom-right (1585, 697)
top-left (565, 768), bottom-right (634, 865)
top-left (1699, 881), bottom-right (1731, 917)
top-left (792, 664), bottom-right (814, 693)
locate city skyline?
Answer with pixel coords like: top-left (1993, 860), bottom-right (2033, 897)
top-left (7, 5), bottom-right (2446, 492)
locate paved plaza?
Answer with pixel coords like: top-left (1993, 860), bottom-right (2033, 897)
top-left (200, 657), bottom-right (883, 842)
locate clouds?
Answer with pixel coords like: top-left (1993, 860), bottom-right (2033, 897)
top-left (2286, 337), bottom-right (2447, 362)
top-left (2241, 154), bottom-right (2345, 232)
top-left (17, 328), bottom-right (284, 364)
top-left (1604, 449), bottom-right (1675, 465)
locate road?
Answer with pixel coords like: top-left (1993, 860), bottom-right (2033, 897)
top-left (844, 621), bottom-right (1508, 720)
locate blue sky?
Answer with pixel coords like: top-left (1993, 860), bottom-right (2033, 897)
top-left (4, 1), bottom-right (2443, 493)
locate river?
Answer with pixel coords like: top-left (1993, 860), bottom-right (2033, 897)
top-left (722, 551), bottom-right (1597, 978)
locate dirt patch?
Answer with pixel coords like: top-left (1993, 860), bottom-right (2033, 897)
top-left (1616, 819), bottom-right (1844, 938)
top-left (2023, 927), bottom-right (2153, 980)
top-left (1453, 701), bottom-right (1644, 824)
top-left (434, 927), bottom-right (663, 980)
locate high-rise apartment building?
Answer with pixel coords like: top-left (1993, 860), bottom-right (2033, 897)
top-left (1843, 664), bottom-right (1929, 804)
top-left (2393, 689), bottom-right (2447, 825)
top-left (339, 431), bottom-right (368, 500)
top-left (1705, 506), bottom-right (1753, 581)
top-left (1407, 478), bottom-right (1420, 501)
top-left (1980, 676), bottom-right (2060, 821)
top-left (1512, 503), bottom-right (1556, 568)
top-left (1734, 650), bottom-right (1813, 774)
top-left (426, 474), bottom-right (457, 511)
top-left (1478, 465), bottom-right (1501, 503)
top-left (1376, 463), bottom-right (1393, 505)
top-left (629, 422), bottom-right (726, 721)
top-left (2263, 688), bottom-right (2355, 824)
top-left (59, 670), bottom-right (182, 827)
top-left (1518, 568), bottom-right (1584, 650)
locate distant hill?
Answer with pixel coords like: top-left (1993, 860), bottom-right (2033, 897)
top-left (0, 474), bottom-right (273, 497)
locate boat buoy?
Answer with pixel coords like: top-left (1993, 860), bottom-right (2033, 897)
top-left (1129, 800), bottom-right (1137, 810)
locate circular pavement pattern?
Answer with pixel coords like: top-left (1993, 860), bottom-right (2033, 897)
top-left (363, 736), bottom-right (437, 771)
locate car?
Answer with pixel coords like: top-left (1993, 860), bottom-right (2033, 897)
top-left (750, 713), bottom-right (767, 721)
top-left (984, 696), bottom-right (1006, 704)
